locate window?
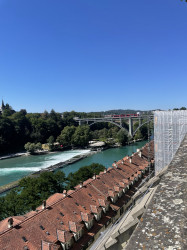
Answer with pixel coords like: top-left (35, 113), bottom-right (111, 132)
top-left (22, 236), bottom-right (27, 242)
top-left (39, 225), bottom-right (45, 230)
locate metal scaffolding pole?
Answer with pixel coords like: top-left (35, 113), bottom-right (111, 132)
top-left (154, 110), bottom-right (187, 174)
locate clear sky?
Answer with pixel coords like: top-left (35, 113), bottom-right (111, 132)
top-left (0, 0), bottom-right (187, 113)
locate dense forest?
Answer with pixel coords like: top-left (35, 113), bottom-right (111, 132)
top-left (0, 102), bottom-right (153, 155)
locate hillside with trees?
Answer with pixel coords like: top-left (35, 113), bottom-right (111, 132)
top-left (0, 102), bottom-right (152, 155)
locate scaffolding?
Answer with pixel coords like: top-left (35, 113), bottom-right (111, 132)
top-left (154, 110), bottom-right (187, 174)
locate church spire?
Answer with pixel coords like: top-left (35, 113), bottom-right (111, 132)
top-left (2, 99), bottom-right (5, 108)
top-left (0, 99), bottom-right (5, 113)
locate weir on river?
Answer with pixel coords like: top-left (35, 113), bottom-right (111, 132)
top-left (0, 141), bottom-right (146, 189)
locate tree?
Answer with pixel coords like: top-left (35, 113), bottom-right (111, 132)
top-left (47, 136), bottom-right (55, 151)
top-left (116, 129), bottom-right (128, 145)
top-left (36, 142), bottom-right (42, 150)
top-left (0, 117), bottom-right (16, 153)
top-left (24, 142), bottom-right (42, 154)
top-left (57, 126), bottom-right (76, 147)
top-left (18, 171), bottom-right (66, 211)
top-left (72, 125), bottom-right (91, 147)
top-left (0, 196), bottom-right (6, 220)
top-left (66, 163), bottom-right (105, 189)
top-left (2, 190), bottom-right (24, 217)
top-left (2, 103), bottom-right (15, 117)
top-left (24, 142), bottom-right (35, 154)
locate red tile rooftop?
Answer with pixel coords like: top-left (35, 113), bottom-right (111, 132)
top-left (0, 216), bottom-right (25, 234)
top-left (69, 221), bottom-right (83, 233)
top-left (0, 141), bottom-right (153, 250)
top-left (81, 212), bottom-right (94, 222)
top-left (57, 229), bottom-right (73, 243)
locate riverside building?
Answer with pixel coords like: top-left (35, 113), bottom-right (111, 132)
top-left (0, 141), bottom-right (154, 250)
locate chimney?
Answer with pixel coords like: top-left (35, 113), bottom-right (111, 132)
top-left (79, 182), bottom-right (83, 188)
top-left (138, 150), bottom-right (142, 158)
top-left (114, 161), bottom-right (117, 168)
top-left (8, 218), bottom-right (13, 228)
top-left (63, 190), bottom-right (67, 197)
top-left (129, 156), bottom-right (132, 164)
top-left (93, 174), bottom-right (96, 180)
top-left (42, 200), bottom-right (46, 210)
top-left (104, 168), bottom-right (107, 173)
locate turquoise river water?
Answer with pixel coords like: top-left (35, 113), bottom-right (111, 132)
top-left (0, 141), bottom-right (146, 187)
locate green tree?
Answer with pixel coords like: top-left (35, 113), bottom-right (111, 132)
top-left (0, 196), bottom-right (6, 220)
top-left (57, 125), bottom-right (76, 147)
top-left (116, 129), bottom-right (128, 145)
top-left (3, 190), bottom-right (23, 217)
top-left (24, 142), bottom-right (42, 154)
top-left (72, 125), bottom-right (90, 147)
top-left (24, 142), bottom-right (35, 154)
top-left (36, 142), bottom-right (42, 151)
top-left (47, 136), bottom-right (55, 151)
top-left (66, 163), bottom-right (105, 189)
top-left (0, 117), bottom-right (17, 153)
top-left (18, 171), bottom-right (66, 211)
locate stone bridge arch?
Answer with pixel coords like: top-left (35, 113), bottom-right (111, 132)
top-left (89, 120), bottom-right (129, 134)
top-left (132, 120), bottom-right (151, 137)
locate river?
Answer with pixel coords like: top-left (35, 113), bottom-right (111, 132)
top-left (0, 141), bottom-right (146, 187)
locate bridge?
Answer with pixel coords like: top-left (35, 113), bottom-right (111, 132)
top-left (74, 115), bottom-right (153, 137)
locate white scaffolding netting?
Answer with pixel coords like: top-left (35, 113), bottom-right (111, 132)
top-left (154, 111), bottom-right (187, 174)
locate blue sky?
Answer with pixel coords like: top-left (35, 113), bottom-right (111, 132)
top-left (0, 0), bottom-right (187, 113)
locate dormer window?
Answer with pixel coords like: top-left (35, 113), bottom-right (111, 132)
top-left (22, 236), bottom-right (27, 242)
top-left (40, 225), bottom-right (45, 230)
top-left (73, 230), bottom-right (82, 241)
top-left (85, 219), bottom-right (94, 230)
top-left (94, 211), bottom-right (102, 221)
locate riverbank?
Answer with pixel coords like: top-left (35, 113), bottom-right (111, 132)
top-left (0, 152), bottom-right (29, 160)
top-left (0, 140), bottom-right (146, 195)
top-left (0, 139), bottom-right (144, 160)
top-left (0, 150), bottom-right (97, 195)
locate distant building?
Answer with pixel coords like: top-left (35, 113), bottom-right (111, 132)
top-left (0, 100), bottom-right (5, 114)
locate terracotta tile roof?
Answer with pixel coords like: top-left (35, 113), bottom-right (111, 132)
top-left (81, 212), bottom-right (94, 222)
top-left (57, 229), bottom-right (73, 243)
top-left (83, 178), bottom-right (93, 185)
top-left (98, 198), bottom-right (107, 207)
top-left (24, 211), bottom-right (37, 218)
top-left (0, 216), bottom-right (25, 233)
top-left (69, 221), bottom-right (83, 233)
top-left (42, 241), bottom-right (61, 250)
top-left (114, 185), bottom-right (120, 192)
top-left (108, 190), bottom-right (116, 197)
top-left (90, 205), bottom-right (102, 214)
top-left (0, 141), bottom-right (154, 250)
top-left (67, 189), bottom-right (75, 195)
top-left (46, 193), bottom-right (65, 206)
